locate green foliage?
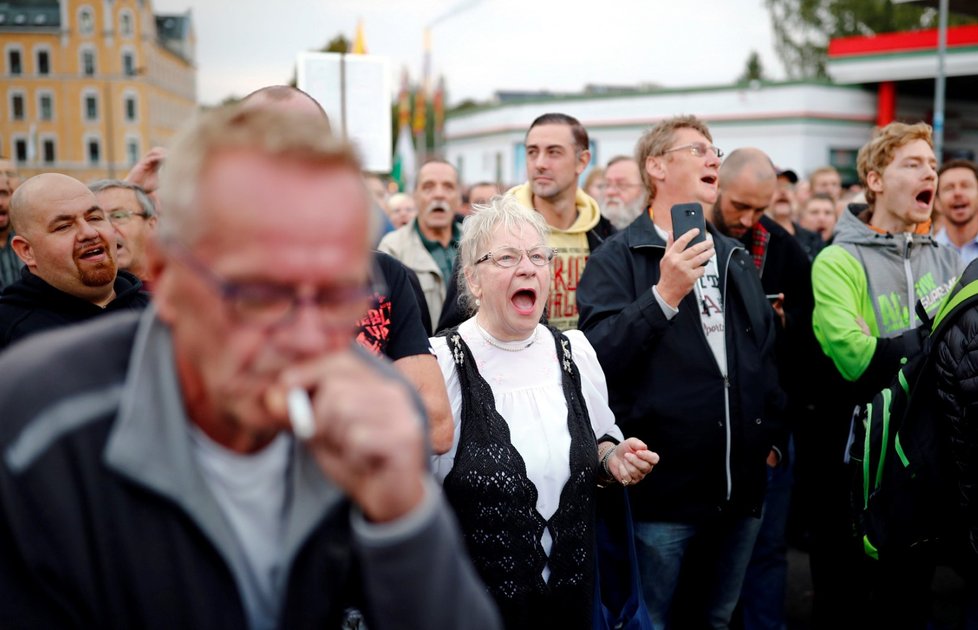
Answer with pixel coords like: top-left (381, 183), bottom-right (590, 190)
top-left (738, 50), bottom-right (767, 83)
top-left (766, 0), bottom-right (976, 79)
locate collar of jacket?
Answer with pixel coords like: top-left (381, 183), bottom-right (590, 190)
top-left (104, 308), bottom-right (345, 590)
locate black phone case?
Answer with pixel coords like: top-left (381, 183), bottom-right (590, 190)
top-left (670, 202), bottom-right (707, 249)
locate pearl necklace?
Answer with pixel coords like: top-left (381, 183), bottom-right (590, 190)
top-left (475, 321), bottom-right (537, 352)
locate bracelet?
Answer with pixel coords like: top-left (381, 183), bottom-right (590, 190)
top-left (599, 443), bottom-right (617, 479)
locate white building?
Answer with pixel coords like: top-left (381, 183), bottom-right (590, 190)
top-left (445, 78), bottom-right (978, 188)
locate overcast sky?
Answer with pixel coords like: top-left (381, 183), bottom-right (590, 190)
top-left (153, 0), bottom-right (784, 107)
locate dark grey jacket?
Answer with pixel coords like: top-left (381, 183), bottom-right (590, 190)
top-left (0, 309), bottom-right (500, 630)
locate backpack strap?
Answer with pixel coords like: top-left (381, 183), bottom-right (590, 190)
top-left (931, 279), bottom-right (978, 335)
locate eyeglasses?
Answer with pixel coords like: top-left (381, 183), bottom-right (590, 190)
top-left (108, 209), bottom-right (152, 225)
top-left (662, 142), bottom-right (724, 159)
top-left (475, 246), bottom-right (556, 268)
top-left (168, 243), bottom-right (372, 328)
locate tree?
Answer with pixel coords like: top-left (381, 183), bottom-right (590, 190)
top-left (766, 0), bottom-right (976, 79)
top-left (738, 50), bottom-right (767, 84)
top-left (288, 34), bottom-right (351, 87)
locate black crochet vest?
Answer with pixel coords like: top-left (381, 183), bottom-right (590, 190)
top-left (442, 326), bottom-right (598, 630)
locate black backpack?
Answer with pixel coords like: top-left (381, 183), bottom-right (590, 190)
top-left (848, 272), bottom-right (978, 562)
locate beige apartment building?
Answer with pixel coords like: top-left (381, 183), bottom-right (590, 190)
top-left (0, 0), bottom-right (196, 182)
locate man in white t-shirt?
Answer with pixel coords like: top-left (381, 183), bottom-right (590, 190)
top-left (578, 115), bottom-right (784, 629)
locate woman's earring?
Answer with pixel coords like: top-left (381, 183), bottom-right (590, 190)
top-left (475, 298), bottom-right (481, 307)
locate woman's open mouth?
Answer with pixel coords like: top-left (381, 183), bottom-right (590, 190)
top-left (511, 288), bottom-right (537, 315)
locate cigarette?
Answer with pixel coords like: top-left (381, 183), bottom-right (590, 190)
top-left (287, 387), bottom-right (316, 441)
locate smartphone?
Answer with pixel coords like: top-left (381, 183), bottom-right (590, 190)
top-left (670, 202), bottom-right (707, 249)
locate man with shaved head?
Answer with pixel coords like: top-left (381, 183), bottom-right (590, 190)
top-left (0, 173), bottom-right (147, 350)
top-left (710, 147), bottom-right (817, 630)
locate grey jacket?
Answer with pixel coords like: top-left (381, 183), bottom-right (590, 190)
top-left (0, 309), bottom-right (500, 630)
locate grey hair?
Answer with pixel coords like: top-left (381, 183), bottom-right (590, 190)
top-left (157, 104), bottom-right (363, 246)
top-left (456, 194), bottom-right (551, 315)
top-left (87, 179), bottom-right (156, 218)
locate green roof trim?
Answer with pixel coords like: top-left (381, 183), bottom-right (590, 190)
top-left (447, 79), bottom-right (864, 120)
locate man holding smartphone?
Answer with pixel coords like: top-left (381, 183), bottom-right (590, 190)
top-left (578, 115), bottom-right (785, 628)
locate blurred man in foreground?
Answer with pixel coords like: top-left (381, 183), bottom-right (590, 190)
top-left (0, 105), bottom-right (499, 629)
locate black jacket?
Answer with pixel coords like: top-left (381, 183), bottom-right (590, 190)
top-left (934, 261), bottom-right (978, 567)
top-left (578, 211), bottom-right (784, 522)
top-left (0, 268), bottom-right (148, 351)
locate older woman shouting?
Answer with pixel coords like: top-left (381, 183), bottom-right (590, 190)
top-left (431, 196), bottom-right (658, 629)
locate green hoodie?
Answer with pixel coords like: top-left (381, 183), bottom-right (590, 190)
top-left (812, 209), bottom-right (962, 381)
top-left (508, 183), bottom-right (602, 331)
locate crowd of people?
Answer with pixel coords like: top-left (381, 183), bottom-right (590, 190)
top-left (0, 84), bottom-right (976, 629)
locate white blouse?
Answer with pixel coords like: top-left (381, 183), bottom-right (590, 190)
top-left (431, 318), bottom-right (623, 572)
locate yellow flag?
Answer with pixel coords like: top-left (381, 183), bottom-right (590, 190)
top-left (352, 20), bottom-right (367, 54)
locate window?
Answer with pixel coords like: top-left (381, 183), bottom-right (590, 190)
top-left (14, 138), bottom-right (27, 163)
top-left (126, 138), bottom-right (139, 166)
top-left (124, 94), bottom-right (137, 121)
top-left (42, 138), bottom-right (56, 164)
top-left (122, 51), bottom-right (135, 76)
top-left (8, 48), bottom-right (22, 75)
top-left (38, 93), bottom-right (53, 121)
top-left (78, 7), bottom-right (94, 36)
top-left (36, 49), bottom-right (50, 75)
top-left (119, 10), bottom-right (133, 37)
top-left (81, 49), bottom-right (96, 76)
top-left (84, 93), bottom-right (98, 121)
top-left (87, 138), bottom-right (100, 165)
top-left (11, 93), bottom-right (25, 121)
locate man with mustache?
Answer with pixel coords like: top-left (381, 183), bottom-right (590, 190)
top-left (601, 156), bottom-right (646, 231)
top-left (0, 173), bottom-right (148, 351)
top-left (379, 159), bottom-right (463, 325)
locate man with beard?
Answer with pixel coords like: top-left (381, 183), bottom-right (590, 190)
top-left (934, 159), bottom-right (978, 265)
top-left (0, 173), bottom-right (23, 289)
top-left (602, 156), bottom-right (646, 230)
top-left (709, 148), bottom-right (817, 630)
top-left (0, 173), bottom-right (147, 351)
top-left (379, 159), bottom-right (462, 325)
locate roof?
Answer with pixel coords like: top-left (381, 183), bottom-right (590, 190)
top-left (0, 0), bottom-right (60, 29)
top-left (155, 12), bottom-right (193, 63)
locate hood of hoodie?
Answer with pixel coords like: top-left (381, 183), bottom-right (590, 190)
top-left (507, 183), bottom-right (602, 235)
top-left (829, 207), bottom-right (961, 336)
top-left (506, 183), bottom-right (602, 331)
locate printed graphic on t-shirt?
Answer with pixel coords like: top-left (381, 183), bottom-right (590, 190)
top-left (549, 246), bottom-right (589, 331)
top-left (695, 254), bottom-right (727, 376)
top-left (356, 294), bottom-right (391, 355)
